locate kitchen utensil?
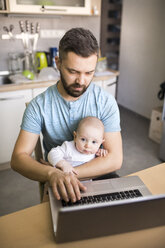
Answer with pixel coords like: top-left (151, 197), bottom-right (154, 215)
top-left (24, 52), bottom-right (32, 71)
top-left (25, 20), bottom-right (30, 51)
top-left (32, 22), bottom-right (40, 52)
top-left (9, 24), bottom-right (14, 31)
top-left (19, 20), bottom-right (26, 49)
top-left (3, 25), bottom-right (14, 39)
top-left (19, 20), bottom-right (30, 51)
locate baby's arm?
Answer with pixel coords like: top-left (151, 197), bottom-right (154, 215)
top-left (56, 160), bottom-right (77, 175)
top-left (96, 148), bottom-right (108, 157)
top-left (48, 143), bottom-right (76, 174)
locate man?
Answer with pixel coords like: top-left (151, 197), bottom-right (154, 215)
top-left (11, 28), bottom-right (123, 203)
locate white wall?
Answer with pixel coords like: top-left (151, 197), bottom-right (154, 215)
top-left (117, 0), bottom-right (165, 119)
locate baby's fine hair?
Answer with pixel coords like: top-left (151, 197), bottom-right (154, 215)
top-left (77, 116), bottom-right (104, 134)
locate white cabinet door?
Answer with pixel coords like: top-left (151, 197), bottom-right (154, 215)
top-left (32, 87), bottom-right (48, 98)
top-left (93, 80), bottom-right (104, 88)
top-left (103, 78), bottom-right (117, 98)
top-left (93, 77), bottom-right (117, 98)
top-left (106, 83), bottom-right (116, 98)
top-left (0, 90), bottom-right (32, 164)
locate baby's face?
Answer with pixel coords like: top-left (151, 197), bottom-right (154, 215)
top-left (74, 125), bottom-right (104, 155)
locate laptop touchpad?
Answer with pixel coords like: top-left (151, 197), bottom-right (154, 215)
top-left (81, 180), bottom-right (114, 196)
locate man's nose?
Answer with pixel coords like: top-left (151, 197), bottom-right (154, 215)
top-left (76, 74), bottom-right (85, 85)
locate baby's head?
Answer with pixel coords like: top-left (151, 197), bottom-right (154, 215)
top-left (73, 116), bottom-right (105, 155)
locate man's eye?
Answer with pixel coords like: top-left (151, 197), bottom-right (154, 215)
top-left (69, 70), bottom-right (76, 74)
top-left (86, 71), bottom-right (93, 75)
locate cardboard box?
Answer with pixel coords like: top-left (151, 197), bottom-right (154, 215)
top-left (149, 107), bottom-right (163, 143)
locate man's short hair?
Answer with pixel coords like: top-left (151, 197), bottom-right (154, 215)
top-left (59, 27), bottom-right (99, 60)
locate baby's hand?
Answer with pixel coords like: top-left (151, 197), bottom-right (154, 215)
top-left (96, 148), bottom-right (108, 157)
top-left (56, 160), bottom-right (77, 175)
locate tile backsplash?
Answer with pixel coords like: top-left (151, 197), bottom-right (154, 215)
top-left (0, 14), bottom-right (100, 71)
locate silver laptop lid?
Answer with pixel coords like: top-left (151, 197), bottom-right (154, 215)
top-left (56, 193), bottom-right (165, 243)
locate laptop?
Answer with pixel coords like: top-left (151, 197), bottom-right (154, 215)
top-left (48, 176), bottom-right (165, 243)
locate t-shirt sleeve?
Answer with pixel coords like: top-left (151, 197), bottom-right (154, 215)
top-left (100, 93), bottom-right (121, 133)
top-left (21, 99), bottom-right (42, 134)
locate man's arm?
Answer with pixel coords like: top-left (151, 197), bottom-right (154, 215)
top-left (11, 130), bottom-right (86, 202)
top-left (74, 131), bottom-right (123, 179)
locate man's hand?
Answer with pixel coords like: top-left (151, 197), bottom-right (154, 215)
top-left (48, 168), bottom-right (86, 202)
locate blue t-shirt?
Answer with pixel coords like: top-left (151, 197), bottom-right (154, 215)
top-left (21, 82), bottom-right (121, 159)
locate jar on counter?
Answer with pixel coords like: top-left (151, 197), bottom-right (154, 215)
top-left (8, 53), bottom-right (22, 73)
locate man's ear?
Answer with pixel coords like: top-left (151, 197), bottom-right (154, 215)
top-left (73, 131), bottom-right (77, 140)
top-left (55, 56), bottom-right (61, 70)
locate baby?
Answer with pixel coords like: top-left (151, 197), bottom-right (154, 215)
top-left (48, 116), bottom-right (107, 174)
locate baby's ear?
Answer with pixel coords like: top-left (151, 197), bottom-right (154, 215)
top-left (102, 138), bottom-right (105, 143)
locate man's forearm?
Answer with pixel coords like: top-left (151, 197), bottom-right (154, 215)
top-left (11, 152), bottom-right (55, 182)
top-left (75, 152), bottom-right (123, 180)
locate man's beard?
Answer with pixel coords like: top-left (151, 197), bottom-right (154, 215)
top-left (60, 70), bottom-right (90, 98)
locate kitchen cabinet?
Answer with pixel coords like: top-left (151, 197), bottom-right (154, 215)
top-left (0, 89), bottom-right (32, 164)
top-left (7, 0), bottom-right (100, 15)
top-left (0, 86), bottom-right (49, 165)
top-left (0, 0), bottom-right (9, 12)
top-left (32, 87), bottom-right (48, 98)
top-left (94, 77), bottom-right (117, 98)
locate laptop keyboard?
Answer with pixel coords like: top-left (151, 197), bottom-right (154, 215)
top-left (61, 189), bottom-right (143, 207)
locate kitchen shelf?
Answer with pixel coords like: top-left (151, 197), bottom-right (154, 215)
top-left (100, 0), bottom-right (123, 70)
top-left (108, 18), bottom-right (121, 24)
top-left (107, 45), bottom-right (119, 52)
top-left (107, 32), bottom-right (120, 38)
top-left (108, 3), bottom-right (122, 10)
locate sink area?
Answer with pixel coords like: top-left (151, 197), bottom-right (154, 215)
top-left (0, 68), bottom-right (60, 85)
top-left (0, 71), bottom-right (12, 85)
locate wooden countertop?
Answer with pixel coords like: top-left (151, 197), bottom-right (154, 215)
top-left (0, 80), bottom-right (56, 93)
top-left (0, 70), bottom-right (119, 93)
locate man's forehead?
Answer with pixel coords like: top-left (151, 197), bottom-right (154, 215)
top-left (64, 51), bottom-right (97, 62)
top-left (62, 52), bottom-right (97, 71)
top-left (66, 66), bottom-right (95, 73)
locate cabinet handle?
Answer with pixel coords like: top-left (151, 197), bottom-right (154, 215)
top-left (107, 82), bottom-right (116, 87)
top-left (41, 5), bottom-right (67, 12)
top-left (0, 96), bottom-right (24, 101)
